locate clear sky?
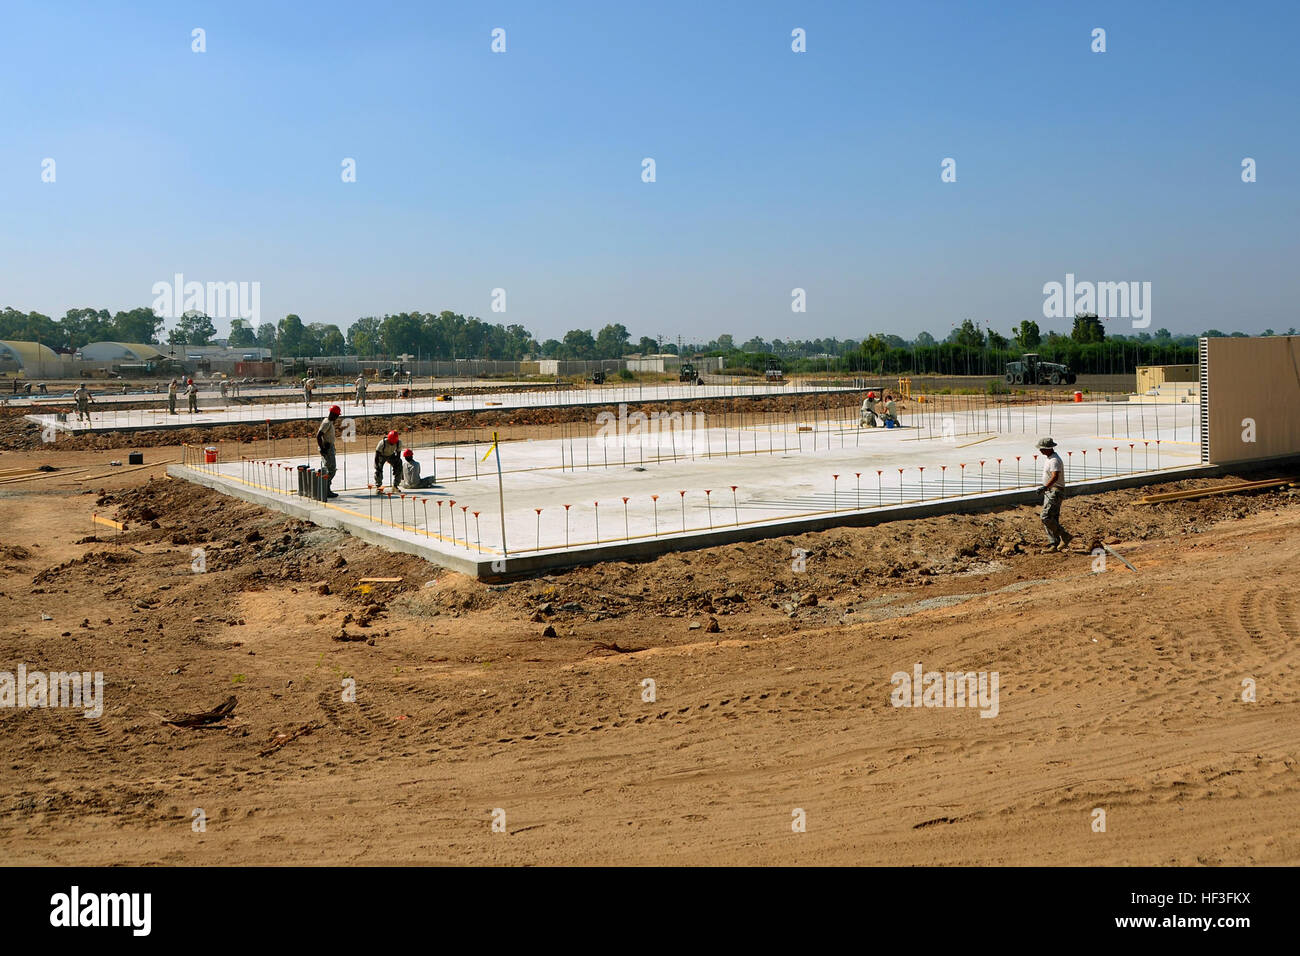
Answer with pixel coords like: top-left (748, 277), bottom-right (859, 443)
top-left (2, 0), bottom-right (1296, 343)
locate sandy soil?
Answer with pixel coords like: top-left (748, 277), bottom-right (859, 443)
top-left (1, 439), bottom-right (1297, 865)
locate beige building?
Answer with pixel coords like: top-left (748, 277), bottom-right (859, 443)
top-left (1136, 364), bottom-right (1198, 394)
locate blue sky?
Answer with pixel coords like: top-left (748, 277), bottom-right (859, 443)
top-left (2, 0), bottom-right (1296, 343)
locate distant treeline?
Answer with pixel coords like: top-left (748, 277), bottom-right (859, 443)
top-left (2, 306), bottom-right (1290, 376)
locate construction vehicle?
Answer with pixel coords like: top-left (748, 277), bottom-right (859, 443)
top-left (679, 362), bottom-right (699, 383)
top-left (588, 370), bottom-right (606, 385)
top-left (1004, 353), bottom-right (1076, 386)
top-left (764, 359), bottom-right (785, 382)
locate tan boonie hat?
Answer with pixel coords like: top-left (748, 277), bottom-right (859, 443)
top-left (1037, 436), bottom-right (1057, 448)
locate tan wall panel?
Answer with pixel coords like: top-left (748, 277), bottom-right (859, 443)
top-left (1207, 336), bottom-right (1300, 463)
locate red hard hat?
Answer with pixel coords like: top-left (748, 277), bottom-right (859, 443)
top-left (328, 404), bottom-right (341, 417)
top-left (868, 391), bottom-right (875, 398)
top-left (402, 448), bottom-right (413, 458)
top-left (387, 431), bottom-right (399, 444)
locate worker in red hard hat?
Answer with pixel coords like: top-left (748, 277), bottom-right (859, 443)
top-left (373, 429), bottom-right (402, 491)
top-left (860, 391), bottom-right (879, 427)
top-left (316, 405), bottom-right (342, 498)
top-left (399, 446), bottom-right (437, 489)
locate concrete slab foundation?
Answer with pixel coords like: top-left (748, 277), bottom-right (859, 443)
top-left (28, 381), bottom-right (854, 434)
top-left (169, 400), bottom-right (1207, 578)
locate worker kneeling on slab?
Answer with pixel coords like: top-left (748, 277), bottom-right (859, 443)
top-left (1035, 436), bottom-right (1073, 552)
top-left (373, 430), bottom-right (402, 491)
top-left (399, 447), bottom-right (437, 489)
top-left (860, 391), bottom-right (879, 427)
top-left (882, 392), bottom-right (901, 427)
top-left (316, 405), bottom-right (342, 498)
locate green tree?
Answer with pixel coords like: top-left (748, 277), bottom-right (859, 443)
top-left (110, 307), bottom-right (164, 344)
top-left (594, 323), bottom-right (630, 359)
top-left (317, 324), bottom-right (345, 355)
top-left (1012, 320), bottom-right (1041, 350)
top-left (347, 317), bottom-right (381, 356)
top-left (277, 314), bottom-right (306, 354)
top-left (379, 313), bottom-right (422, 356)
top-left (300, 323), bottom-right (324, 356)
top-left (948, 319), bottom-right (984, 348)
top-left (61, 308), bottom-right (112, 348)
top-left (562, 328), bottom-right (596, 359)
top-left (171, 311), bottom-right (217, 346)
top-left (227, 324), bottom-right (256, 348)
top-left (1071, 313), bottom-right (1105, 344)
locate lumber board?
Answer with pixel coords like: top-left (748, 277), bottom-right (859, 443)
top-left (1140, 478), bottom-right (1292, 504)
top-left (0, 468), bottom-right (89, 484)
top-left (75, 460), bottom-right (174, 482)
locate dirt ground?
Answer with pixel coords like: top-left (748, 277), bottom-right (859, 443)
top-left (1, 435), bottom-right (1297, 865)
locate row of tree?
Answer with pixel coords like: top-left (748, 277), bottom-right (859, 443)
top-left (2, 305), bottom-right (1292, 376)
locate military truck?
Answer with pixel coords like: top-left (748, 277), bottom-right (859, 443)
top-left (1004, 353), bottom-right (1076, 386)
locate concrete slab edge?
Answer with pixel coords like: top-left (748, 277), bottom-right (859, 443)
top-left (171, 461), bottom-right (1230, 580)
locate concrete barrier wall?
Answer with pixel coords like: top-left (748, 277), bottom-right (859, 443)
top-left (1206, 336), bottom-right (1300, 464)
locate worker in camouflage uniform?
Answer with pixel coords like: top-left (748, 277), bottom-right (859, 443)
top-left (72, 384), bottom-right (93, 422)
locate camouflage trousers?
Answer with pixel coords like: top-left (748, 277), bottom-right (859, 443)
top-left (1041, 488), bottom-right (1067, 545)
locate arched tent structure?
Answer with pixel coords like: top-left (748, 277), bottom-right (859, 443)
top-left (79, 342), bottom-right (168, 363)
top-left (0, 340), bottom-right (60, 375)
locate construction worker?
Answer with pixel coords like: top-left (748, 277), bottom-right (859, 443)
top-left (317, 405), bottom-right (342, 499)
top-left (399, 447), bottom-right (436, 489)
top-left (72, 384), bottom-right (93, 422)
top-left (373, 430), bottom-right (402, 490)
top-left (168, 378), bottom-right (179, 414)
top-left (1035, 437), bottom-right (1074, 552)
top-left (882, 392), bottom-right (901, 427)
top-left (303, 376), bottom-right (316, 408)
top-left (219, 378), bottom-right (228, 399)
top-left (354, 374), bottom-right (367, 407)
top-left (860, 391), bottom-right (879, 427)
top-left (186, 378), bottom-right (198, 414)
